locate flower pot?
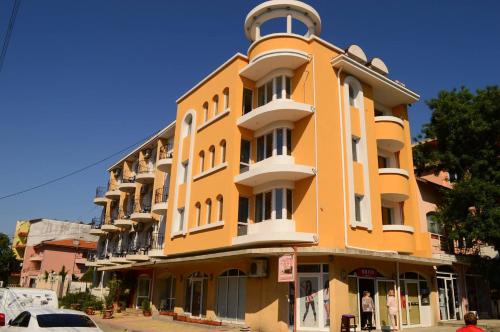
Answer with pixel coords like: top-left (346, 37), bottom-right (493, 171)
top-left (84, 307), bottom-right (95, 315)
top-left (102, 309), bottom-right (113, 319)
top-left (143, 310), bottom-right (152, 317)
top-left (70, 303), bottom-right (81, 310)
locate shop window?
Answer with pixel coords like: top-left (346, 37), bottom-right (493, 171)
top-left (216, 269), bottom-right (247, 321)
top-left (160, 276), bottom-right (176, 311)
top-left (184, 272), bottom-right (208, 317)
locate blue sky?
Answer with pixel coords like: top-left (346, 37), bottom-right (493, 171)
top-left (0, 0), bottom-right (498, 236)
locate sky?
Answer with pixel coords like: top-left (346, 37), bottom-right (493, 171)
top-left (0, 0), bottom-right (499, 236)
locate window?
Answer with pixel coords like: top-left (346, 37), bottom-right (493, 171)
top-left (217, 195), bottom-right (223, 221)
top-left (378, 155), bottom-right (388, 168)
top-left (427, 213), bottom-right (440, 234)
top-left (10, 311), bottom-right (31, 327)
top-left (216, 269), bottom-right (247, 321)
top-left (354, 195), bottom-right (363, 222)
top-left (256, 128), bottom-right (292, 162)
top-left (206, 199), bottom-right (212, 224)
top-left (352, 136), bottom-right (359, 162)
top-left (203, 102), bottom-right (209, 122)
top-left (183, 114), bottom-right (193, 138)
top-left (162, 276), bottom-right (176, 311)
top-left (257, 75), bottom-right (292, 107)
top-left (237, 197), bottom-right (249, 236)
top-left (220, 140), bottom-right (226, 163)
top-left (181, 161), bottom-right (189, 183)
top-left (36, 314), bottom-right (96, 328)
top-left (195, 202), bottom-right (201, 226)
top-left (243, 88), bottom-right (253, 115)
top-left (375, 109), bottom-right (384, 117)
top-left (177, 208), bottom-right (185, 231)
top-left (381, 206), bottom-right (393, 225)
top-left (240, 139), bottom-right (251, 173)
top-left (199, 151), bottom-right (205, 173)
top-left (348, 85), bottom-right (356, 107)
top-left (209, 145), bottom-right (215, 168)
top-left (223, 88), bottom-right (229, 111)
top-left (255, 188), bottom-right (293, 222)
top-left (213, 95), bottom-right (219, 116)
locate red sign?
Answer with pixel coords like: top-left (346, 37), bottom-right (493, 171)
top-left (353, 268), bottom-right (379, 278)
top-left (278, 254), bottom-right (295, 282)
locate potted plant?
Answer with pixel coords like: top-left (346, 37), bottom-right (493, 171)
top-left (141, 299), bottom-right (152, 317)
top-left (102, 276), bottom-right (121, 319)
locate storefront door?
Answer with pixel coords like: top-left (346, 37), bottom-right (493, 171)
top-left (295, 264), bottom-right (329, 331)
top-left (405, 281), bottom-right (421, 326)
top-left (437, 274), bottom-right (461, 320)
top-left (376, 280), bottom-right (396, 329)
top-left (136, 276), bottom-right (150, 308)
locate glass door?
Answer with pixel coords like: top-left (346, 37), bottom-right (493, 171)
top-left (377, 280), bottom-right (395, 330)
top-left (406, 281), bottom-right (421, 325)
top-left (136, 277), bottom-right (151, 308)
top-left (298, 276), bottom-right (320, 329)
top-left (437, 277), bottom-right (449, 320)
top-left (191, 280), bottom-right (202, 316)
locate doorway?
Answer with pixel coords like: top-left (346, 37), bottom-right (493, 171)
top-left (437, 274), bottom-right (461, 320)
top-left (184, 273), bottom-right (208, 317)
top-left (401, 280), bottom-right (421, 326)
top-left (136, 276), bottom-right (151, 308)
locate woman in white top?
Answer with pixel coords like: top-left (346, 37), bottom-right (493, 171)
top-left (387, 289), bottom-right (399, 331)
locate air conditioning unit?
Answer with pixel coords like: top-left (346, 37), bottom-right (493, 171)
top-left (249, 259), bottom-right (268, 277)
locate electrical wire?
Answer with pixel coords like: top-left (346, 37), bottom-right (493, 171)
top-left (0, 0), bottom-right (21, 74)
top-left (0, 129), bottom-right (163, 201)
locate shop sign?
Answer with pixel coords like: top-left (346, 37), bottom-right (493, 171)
top-left (353, 268), bottom-right (379, 278)
top-left (278, 254), bottom-right (295, 282)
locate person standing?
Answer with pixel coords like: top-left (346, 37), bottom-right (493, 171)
top-left (387, 289), bottom-right (399, 331)
top-left (456, 312), bottom-right (484, 332)
top-left (361, 290), bottom-right (375, 330)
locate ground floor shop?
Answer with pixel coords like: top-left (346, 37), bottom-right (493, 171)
top-left (97, 251), bottom-right (495, 331)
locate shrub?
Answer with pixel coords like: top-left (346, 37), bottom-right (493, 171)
top-left (141, 299), bottom-right (151, 312)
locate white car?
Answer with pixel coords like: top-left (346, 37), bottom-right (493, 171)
top-left (3, 308), bottom-right (103, 331)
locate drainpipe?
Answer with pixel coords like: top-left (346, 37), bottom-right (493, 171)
top-left (310, 54), bottom-right (320, 244)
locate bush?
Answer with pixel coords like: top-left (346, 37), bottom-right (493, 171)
top-left (60, 292), bottom-right (101, 311)
top-left (141, 299), bottom-right (151, 312)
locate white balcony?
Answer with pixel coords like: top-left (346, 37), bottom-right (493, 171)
top-left (157, 157), bottom-right (173, 173)
top-left (93, 197), bottom-right (107, 206)
top-left (232, 219), bottom-right (315, 246)
top-left (110, 256), bottom-right (129, 264)
top-left (96, 259), bottom-right (114, 266)
top-left (234, 155), bottom-right (315, 187)
top-left (130, 212), bottom-right (154, 223)
top-left (104, 189), bottom-right (121, 200)
top-left (239, 49), bottom-right (310, 81)
top-left (237, 99), bottom-right (314, 131)
top-left (125, 254), bottom-right (150, 262)
top-left (113, 219), bottom-right (135, 229)
top-left (101, 224), bottom-right (120, 233)
top-left (152, 201), bottom-right (168, 214)
top-left (118, 181), bottom-right (136, 193)
top-left (85, 261), bottom-right (100, 267)
top-left (89, 228), bottom-right (106, 236)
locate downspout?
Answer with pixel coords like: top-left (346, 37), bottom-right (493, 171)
top-left (335, 67), bottom-right (398, 255)
top-left (311, 54), bottom-right (320, 243)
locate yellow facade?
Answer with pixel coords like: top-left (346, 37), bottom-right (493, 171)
top-left (90, 1), bottom-right (469, 330)
top-left (12, 220), bottom-right (30, 261)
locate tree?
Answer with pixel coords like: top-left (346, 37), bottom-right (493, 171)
top-left (0, 233), bottom-right (20, 285)
top-left (413, 86), bottom-right (500, 251)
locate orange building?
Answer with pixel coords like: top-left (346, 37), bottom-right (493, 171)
top-left (88, 1), bottom-right (488, 330)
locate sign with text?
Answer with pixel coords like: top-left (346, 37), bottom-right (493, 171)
top-left (278, 254), bottom-right (295, 282)
top-left (353, 268), bottom-right (380, 278)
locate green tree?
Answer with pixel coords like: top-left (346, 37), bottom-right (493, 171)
top-left (414, 86), bottom-right (500, 251)
top-left (0, 233), bottom-right (20, 285)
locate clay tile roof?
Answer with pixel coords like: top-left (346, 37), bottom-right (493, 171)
top-left (39, 239), bottom-right (96, 250)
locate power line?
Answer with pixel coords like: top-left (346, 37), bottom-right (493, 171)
top-left (0, 0), bottom-right (21, 74)
top-left (0, 129), bottom-right (162, 201)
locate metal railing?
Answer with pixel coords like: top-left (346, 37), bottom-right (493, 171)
top-left (134, 198), bottom-right (151, 213)
top-left (151, 233), bottom-right (164, 250)
top-left (154, 187), bottom-right (169, 204)
top-left (95, 186), bottom-right (106, 198)
top-left (137, 160), bottom-right (154, 174)
top-left (121, 174), bottom-right (136, 183)
top-left (91, 217), bottom-right (103, 228)
top-left (159, 144), bottom-right (174, 159)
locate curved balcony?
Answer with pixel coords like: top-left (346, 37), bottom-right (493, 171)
top-left (378, 168), bottom-right (410, 202)
top-left (234, 155), bottom-right (315, 187)
top-left (118, 176), bottom-right (136, 193)
top-left (382, 225), bottom-right (415, 254)
top-left (109, 256), bottom-right (129, 264)
top-left (104, 188), bottom-right (121, 200)
top-left (241, 48), bottom-right (310, 81)
top-left (89, 219), bottom-right (106, 236)
top-left (96, 259), bottom-right (114, 266)
top-left (136, 161), bottom-right (155, 184)
top-left (113, 218), bottom-right (135, 229)
top-left (374, 116), bottom-right (405, 152)
top-left (157, 145), bottom-right (173, 173)
top-left (125, 254), bottom-right (150, 262)
top-left (101, 223), bottom-right (120, 233)
top-left (93, 186), bottom-right (107, 206)
top-left (237, 99), bottom-right (314, 130)
top-left (232, 219), bottom-right (315, 246)
top-left (130, 199), bottom-right (154, 223)
top-left (152, 187), bottom-right (168, 214)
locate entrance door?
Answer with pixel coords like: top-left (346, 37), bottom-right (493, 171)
top-left (406, 281), bottom-right (421, 325)
top-left (298, 276), bottom-right (320, 329)
top-left (191, 280), bottom-right (202, 316)
top-left (358, 278), bottom-right (375, 329)
top-left (437, 276), bottom-right (461, 320)
top-left (136, 277), bottom-right (150, 308)
top-left (377, 280), bottom-right (395, 329)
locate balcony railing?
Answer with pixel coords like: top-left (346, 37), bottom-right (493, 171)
top-left (134, 198), bottom-right (151, 213)
top-left (151, 233), bottom-right (164, 250)
top-left (121, 174), bottom-right (136, 183)
top-left (159, 144), bottom-right (174, 159)
top-left (91, 218), bottom-right (103, 228)
top-left (95, 186), bottom-right (106, 198)
top-left (154, 187), bottom-right (169, 204)
top-left (138, 160), bottom-right (154, 174)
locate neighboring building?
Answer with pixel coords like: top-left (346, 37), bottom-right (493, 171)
top-left (416, 149), bottom-right (498, 320)
top-left (19, 219), bottom-right (97, 296)
top-left (87, 1), bottom-right (493, 330)
top-left (10, 220), bottom-right (31, 285)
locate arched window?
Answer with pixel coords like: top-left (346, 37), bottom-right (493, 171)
top-left (348, 85), bottom-right (356, 107)
top-left (203, 102), bottom-right (209, 122)
top-left (182, 114), bottom-right (193, 139)
top-left (209, 145), bottom-right (215, 168)
top-left (199, 151), bottom-right (205, 173)
top-left (220, 140), bottom-right (226, 163)
top-left (212, 95), bottom-right (219, 116)
top-left (217, 195), bottom-right (223, 221)
top-left (206, 199), bottom-right (212, 224)
top-left (195, 202), bottom-right (201, 226)
top-left (426, 212), bottom-right (440, 234)
top-left (216, 269), bottom-right (246, 321)
top-left (223, 88), bottom-right (229, 111)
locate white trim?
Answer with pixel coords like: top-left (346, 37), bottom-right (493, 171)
top-left (374, 115), bottom-right (404, 127)
top-left (232, 232), bottom-right (315, 246)
top-left (253, 180), bottom-right (295, 195)
top-left (382, 225), bottom-right (415, 234)
top-left (256, 68), bottom-right (293, 88)
top-left (197, 109), bottom-right (230, 132)
top-left (254, 120), bottom-right (294, 138)
top-left (189, 220), bottom-right (224, 234)
top-left (192, 162), bottom-right (228, 181)
top-left (176, 53), bottom-right (248, 103)
top-left (378, 168), bottom-right (409, 177)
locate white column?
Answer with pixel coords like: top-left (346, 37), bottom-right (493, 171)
top-left (255, 24), bottom-right (261, 40)
top-left (286, 14), bottom-right (292, 33)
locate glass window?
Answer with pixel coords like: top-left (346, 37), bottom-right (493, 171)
top-left (378, 155), bottom-right (388, 168)
top-left (286, 189), bottom-right (293, 219)
top-left (264, 191), bottom-right (272, 220)
top-left (216, 270), bottom-right (247, 321)
top-left (243, 88), bottom-right (253, 114)
top-left (265, 81), bottom-right (273, 103)
top-left (257, 86), bottom-right (265, 107)
top-left (286, 129), bottom-right (292, 155)
top-left (375, 109), bottom-right (384, 117)
top-left (240, 139), bottom-right (251, 173)
top-left (276, 76), bottom-right (283, 99)
top-left (217, 196), bottom-right (223, 221)
top-left (277, 129), bottom-right (284, 155)
top-left (381, 206), bottom-right (393, 225)
top-left (265, 133), bottom-right (273, 158)
top-left (220, 140), bottom-right (226, 163)
top-left (275, 188), bottom-right (283, 219)
top-left (37, 314), bottom-right (96, 328)
top-left (427, 213), bottom-right (441, 234)
top-left (349, 86), bottom-right (356, 107)
top-left (223, 88), bottom-right (229, 110)
top-left (285, 76), bottom-right (291, 99)
top-left (209, 146), bottom-right (215, 168)
top-left (257, 136), bottom-right (265, 162)
top-left (255, 193), bottom-right (263, 223)
top-left (352, 137), bottom-right (359, 162)
top-left (355, 195), bottom-right (363, 222)
top-left (178, 208), bottom-right (185, 231)
top-left (199, 151), bottom-right (205, 172)
top-left (237, 197), bottom-right (249, 236)
top-left (182, 161), bottom-right (189, 183)
top-left (10, 311), bottom-right (31, 327)
top-left (213, 95), bottom-right (219, 115)
top-left (203, 102), bottom-right (209, 121)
